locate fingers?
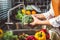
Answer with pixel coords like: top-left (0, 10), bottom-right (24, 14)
top-left (30, 22), bottom-right (35, 26)
top-left (31, 15), bottom-right (37, 20)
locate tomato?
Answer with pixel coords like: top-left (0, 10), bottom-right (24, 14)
top-left (32, 10), bottom-right (36, 15)
top-left (26, 10), bottom-right (31, 15)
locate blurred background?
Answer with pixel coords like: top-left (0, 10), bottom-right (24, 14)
top-left (0, 0), bottom-right (51, 29)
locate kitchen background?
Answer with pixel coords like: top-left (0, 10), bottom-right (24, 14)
top-left (0, 0), bottom-right (60, 40)
top-left (0, 0), bottom-right (51, 29)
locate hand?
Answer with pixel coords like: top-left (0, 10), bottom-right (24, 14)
top-left (32, 14), bottom-right (46, 19)
top-left (30, 15), bottom-right (41, 26)
top-left (32, 14), bottom-right (40, 18)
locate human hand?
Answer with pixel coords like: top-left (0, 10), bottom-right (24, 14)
top-left (32, 14), bottom-right (46, 20)
top-left (32, 14), bottom-right (40, 18)
top-left (30, 15), bottom-right (41, 26)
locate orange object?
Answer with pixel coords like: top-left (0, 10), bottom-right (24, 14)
top-left (52, 0), bottom-right (60, 17)
top-left (26, 10), bottom-right (31, 15)
top-left (32, 10), bottom-right (36, 15)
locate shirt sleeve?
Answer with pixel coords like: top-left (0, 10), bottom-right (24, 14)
top-left (43, 3), bottom-right (54, 20)
top-left (49, 15), bottom-right (60, 27)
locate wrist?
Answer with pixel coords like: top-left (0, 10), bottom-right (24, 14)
top-left (37, 20), bottom-right (51, 25)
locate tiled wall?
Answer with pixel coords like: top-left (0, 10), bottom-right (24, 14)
top-left (0, 0), bottom-right (12, 22)
top-left (12, 0), bottom-right (51, 13)
top-left (24, 0), bottom-right (51, 12)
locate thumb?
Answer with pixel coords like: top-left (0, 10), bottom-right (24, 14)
top-left (30, 22), bottom-right (35, 26)
top-left (31, 15), bottom-right (37, 20)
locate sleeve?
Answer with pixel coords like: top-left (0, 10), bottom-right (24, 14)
top-left (43, 3), bottom-right (54, 20)
top-left (49, 15), bottom-right (60, 27)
